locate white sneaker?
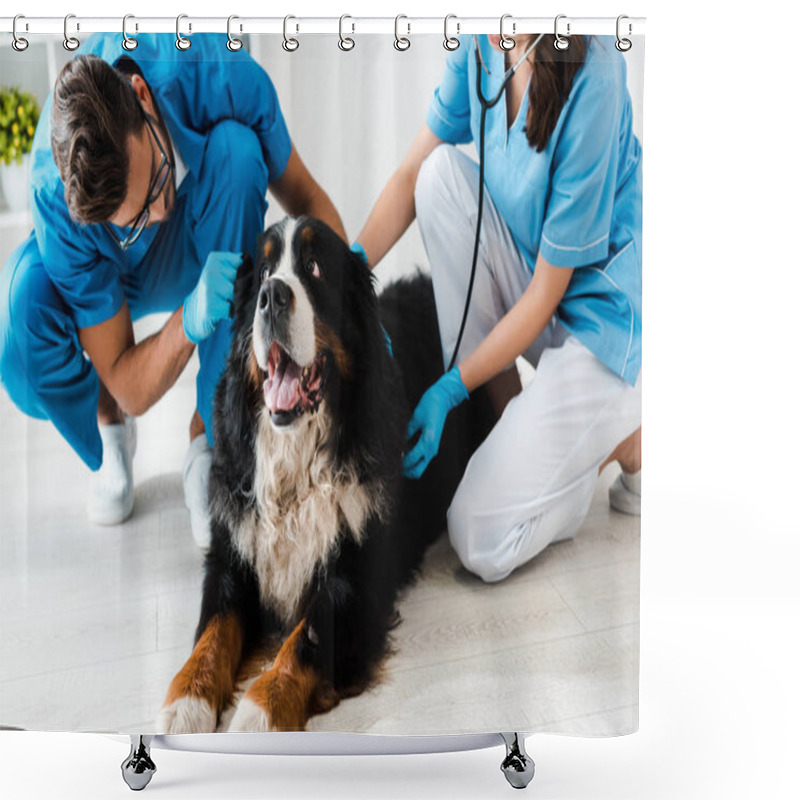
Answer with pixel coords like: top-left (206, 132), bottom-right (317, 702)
top-left (183, 434), bottom-right (213, 549)
top-left (88, 416), bottom-right (137, 525)
top-left (609, 469), bottom-right (641, 516)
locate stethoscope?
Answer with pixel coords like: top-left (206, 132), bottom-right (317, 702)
top-left (447, 33), bottom-right (545, 372)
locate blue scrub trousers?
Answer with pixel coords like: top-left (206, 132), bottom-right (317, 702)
top-left (0, 120), bottom-right (269, 470)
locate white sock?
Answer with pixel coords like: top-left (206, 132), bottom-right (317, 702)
top-left (609, 468), bottom-right (641, 516)
top-left (620, 469), bottom-right (641, 495)
top-left (183, 434), bottom-right (213, 549)
top-left (87, 416), bottom-right (136, 525)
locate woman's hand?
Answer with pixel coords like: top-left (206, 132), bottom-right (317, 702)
top-left (403, 256), bottom-right (573, 479)
top-left (403, 367), bottom-right (469, 479)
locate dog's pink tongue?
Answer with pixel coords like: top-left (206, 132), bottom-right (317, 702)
top-left (264, 358), bottom-right (302, 413)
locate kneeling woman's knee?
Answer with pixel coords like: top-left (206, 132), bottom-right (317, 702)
top-left (447, 493), bottom-right (512, 584)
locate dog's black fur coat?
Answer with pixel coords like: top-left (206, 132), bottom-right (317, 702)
top-left (195, 217), bottom-right (493, 712)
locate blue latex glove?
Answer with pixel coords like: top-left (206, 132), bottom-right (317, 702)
top-left (183, 251), bottom-right (242, 344)
top-left (403, 366), bottom-right (469, 479)
top-left (350, 241), bottom-right (368, 266)
top-left (350, 241), bottom-right (393, 357)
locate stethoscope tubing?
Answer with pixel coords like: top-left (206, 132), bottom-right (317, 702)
top-left (475, 32), bottom-right (545, 108)
top-left (446, 33), bottom-right (545, 373)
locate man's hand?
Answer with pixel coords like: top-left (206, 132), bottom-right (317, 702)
top-left (182, 252), bottom-right (242, 344)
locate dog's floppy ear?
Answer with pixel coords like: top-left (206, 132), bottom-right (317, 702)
top-left (234, 253), bottom-right (256, 311)
top-left (345, 249), bottom-right (385, 364)
top-left (339, 246), bottom-right (401, 468)
top-left (229, 252), bottom-right (258, 339)
top-left (213, 250), bottom-right (259, 482)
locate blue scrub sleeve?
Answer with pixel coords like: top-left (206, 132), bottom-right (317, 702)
top-left (31, 182), bottom-right (124, 330)
top-left (539, 58), bottom-right (626, 269)
top-left (426, 42), bottom-right (473, 145)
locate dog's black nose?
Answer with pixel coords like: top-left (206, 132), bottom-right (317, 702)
top-left (258, 279), bottom-right (293, 317)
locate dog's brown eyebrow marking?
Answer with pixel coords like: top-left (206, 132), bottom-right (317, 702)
top-left (262, 239), bottom-right (274, 259)
top-left (300, 225), bottom-right (314, 244)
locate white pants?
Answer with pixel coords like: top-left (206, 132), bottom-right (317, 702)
top-left (414, 145), bottom-right (642, 583)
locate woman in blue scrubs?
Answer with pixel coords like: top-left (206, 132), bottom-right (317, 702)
top-left (355, 34), bottom-right (642, 583)
top-left (0, 34), bottom-right (345, 544)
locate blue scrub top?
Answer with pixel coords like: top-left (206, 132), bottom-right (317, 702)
top-left (28, 33), bottom-right (292, 331)
top-left (426, 35), bottom-right (642, 385)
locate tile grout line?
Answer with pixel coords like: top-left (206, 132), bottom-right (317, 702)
top-left (0, 643), bottom-right (190, 686)
top-left (387, 625), bottom-right (627, 678)
top-left (535, 702), bottom-right (639, 731)
top-left (546, 574), bottom-right (590, 634)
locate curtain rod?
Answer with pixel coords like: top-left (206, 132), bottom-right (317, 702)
top-left (1, 15), bottom-right (646, 38)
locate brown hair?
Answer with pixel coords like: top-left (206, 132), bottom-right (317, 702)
top-left (50, 55), bottom-right (145, 223)
top-left (524, 35), bottom-right (588, 152)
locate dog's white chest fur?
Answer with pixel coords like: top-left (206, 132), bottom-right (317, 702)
top-left (232, 408), bottom-right (378, 625)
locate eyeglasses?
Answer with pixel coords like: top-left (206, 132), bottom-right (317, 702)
top-left (104, 110), bottom-right (172, 251)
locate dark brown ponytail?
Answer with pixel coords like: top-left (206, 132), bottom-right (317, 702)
top-left (524, 35), bottom-right (588, 152)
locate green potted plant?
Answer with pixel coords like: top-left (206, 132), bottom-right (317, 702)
top-left (0, 86), bottom-right (40, 213)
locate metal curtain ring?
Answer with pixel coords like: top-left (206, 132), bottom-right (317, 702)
top-left (444, 14), bottom-right (460, 51)
top-left (616, 15), bottom-right (632, 52)
top-left (554, 14), bottom-right (570, 51)
top-left (283, 15), bottom-right (299, 52)
top-left (394, 15), bottom-right (410, 51)
top-left (12, 14), bottom-right (29, 52)
top-left (499, 14), bottom-right (516, 51)
top-left (227, 15), bottom-right (243, 51)
top-left (63, 14), bottom-right (80, 51)
top-left (339, 14), bottom-right (355, 51)
top-left (122, 14), bottom-right (138, 51)
top-left (176, 14), bottom-right (191, 51)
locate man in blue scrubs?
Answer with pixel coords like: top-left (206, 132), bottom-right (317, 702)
top-left (0, 34), bottom-right (345, 546)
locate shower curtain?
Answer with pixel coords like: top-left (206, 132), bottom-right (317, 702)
top-left (0, 26), bottom-right (643, 739)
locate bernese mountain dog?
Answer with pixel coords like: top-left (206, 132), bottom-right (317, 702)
top-left (158, 216), bottom-right (493, 733)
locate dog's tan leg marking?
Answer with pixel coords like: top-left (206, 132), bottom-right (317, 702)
top-left (229, 618), bottom-right (336, 732)
top-left (158, 614), bottom-right (244, 733)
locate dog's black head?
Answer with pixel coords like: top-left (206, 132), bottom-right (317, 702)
top-left (220, 216), bottom-right (402, 477)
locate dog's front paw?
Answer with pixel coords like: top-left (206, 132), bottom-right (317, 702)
top-left (228, 697), bottom-right (272, 732)
top-left (157, 696), bottom-right (217, 734)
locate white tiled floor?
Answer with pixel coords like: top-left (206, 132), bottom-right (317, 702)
top-left (0, 317), bottom-right (639, 736)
